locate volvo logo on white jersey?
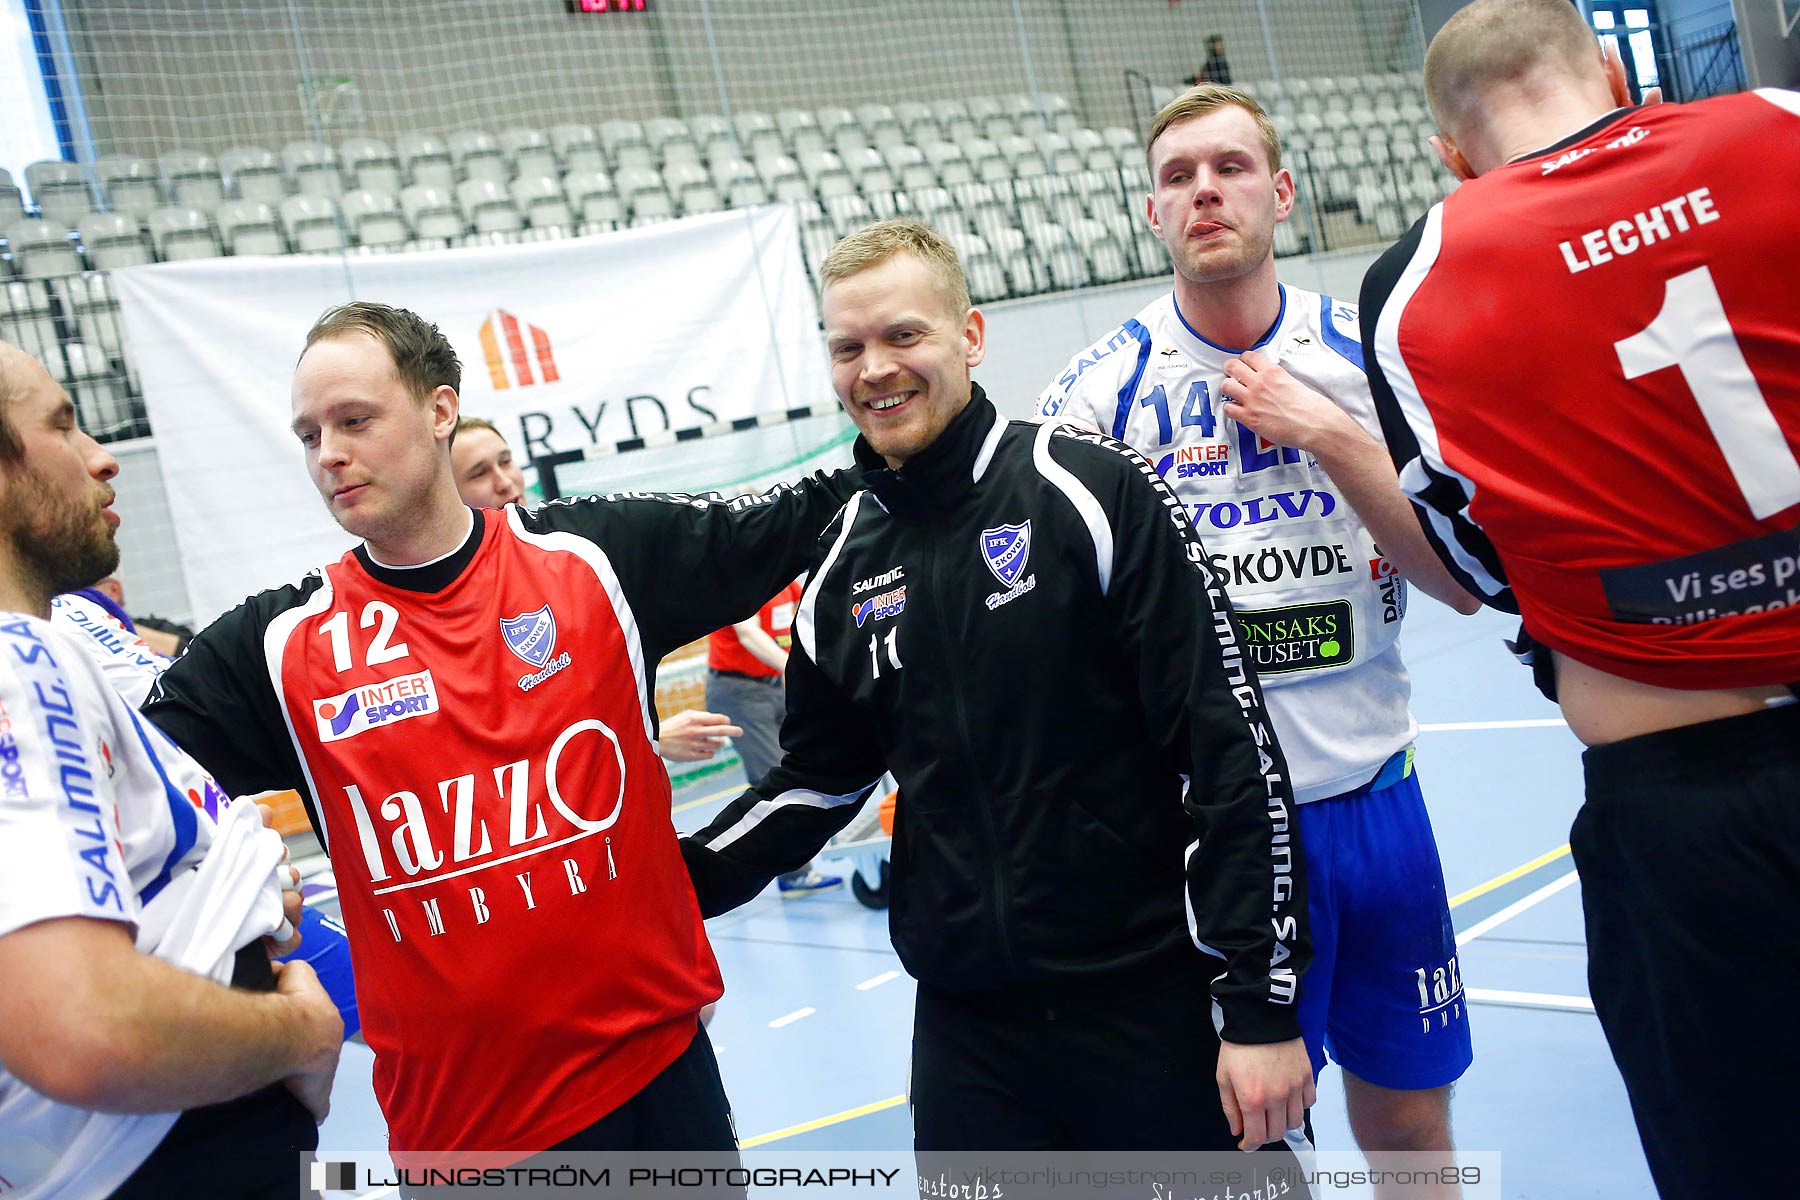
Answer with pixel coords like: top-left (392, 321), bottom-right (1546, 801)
top-left (314, 670), bottom-right (440, 743)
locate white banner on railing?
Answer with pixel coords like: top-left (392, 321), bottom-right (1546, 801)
top-left (113, 207), bottom-right (828, 625)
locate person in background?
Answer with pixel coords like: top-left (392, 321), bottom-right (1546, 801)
top-left (1186, 33), bottom-right (1233, 86)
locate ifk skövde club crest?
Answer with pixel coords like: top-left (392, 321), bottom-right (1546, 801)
top-left (980, 521), bottom-right (1032, 590)
top-left (501, 605), bottom-right (557, 669)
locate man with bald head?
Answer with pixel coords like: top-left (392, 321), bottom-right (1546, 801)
top-left (1359, 1), bottom-right (1800, 1193)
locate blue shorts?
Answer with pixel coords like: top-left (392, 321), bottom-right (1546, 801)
top-left (1295, 750), bottom-right (1471, 1091)
top-left (278, 905), bottom-right (360, 1039)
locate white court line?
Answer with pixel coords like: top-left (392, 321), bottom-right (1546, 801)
top-left (856, 970), bottom-right (901, 991)
top-left (769, 1007), bottom-right (816, 1028)
top-left (1456, 869), bottom-right (1580, 946)
top-left (1467, 986), bottom-right (1594, 1013)
top-left (1419, 718), bottom-right (1569, 732)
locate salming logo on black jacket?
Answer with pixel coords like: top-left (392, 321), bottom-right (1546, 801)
top-left (683, 387), bottom-right (1310, 1043)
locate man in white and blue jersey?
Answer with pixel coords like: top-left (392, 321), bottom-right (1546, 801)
top-left (0, 339), bottom-right (343, 1198)
top-left (1037, 85), bottom-right (1479, 1192)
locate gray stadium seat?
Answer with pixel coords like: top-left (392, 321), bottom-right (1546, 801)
top-left (1070, 217), bottom-right (1129, 283)
top-left (797, 149), bottom-right (850, 190)
top-left (282, 142), bottom-right (343, 197)
top-left (629, 189), bottom-right (675, 226)
top-left (509, 176), bottom-right (571, 231)
top-left (680, 187), bottom-right (722, 218)
top-left (25, 160), bottom-right (97, 231)
top-left (951, 231), bottom-right (1008, 302)
top-left (0, 174), bottom-right (24, 233)
top-left (724, 176), bottom-right (769, 209)
top-left (397, 135), bottom-right (455, 189)
top-left (1035, 132), bottom-right (1083, 176)
top-left (688, 114), bottom-right (734, 159)
top-left (455, 178), bottom-right (521, 233)
top-left (340, 137), bottom-right (403, 195)
top-left (661, 161), bottom-right (713, 211)
top-left (449, 131), bottom-right (508, 185)
top-left (64, 273), bottom-right (126, 363)
top-left (399, 185), bottom-right (464, 241)
top-left (9, 218), bottom-right (83, 278)
top-left (501, 128), bottom-right (558, 181)
top-left (159, 151), bottom-right (225, 209)
top-left (777, 109), bottom-right (824, 157)
top-left (214, 199), bottom-right (286, 255)
top-left (79, 212), bottom-right (151, 270)
top-left (0, 279), bottom-right (60, 365)
top-left (147, 205), bottom-right (221, 260)
top-left (920, 141), bottom-right (973, 188)
top-left (551, 124), bottom-right (606, 174)
top-left (733, 111), bottom-right (783, 162)
top-left (822, 192), bottom-right (872, 237)
top-left (708, 152), bottom-right (755, 192)
top-left (816, 106), bottom-right (857, 141)
top-left (219, 146), bottom-right (287, 203)
top-left (907, 186), bottom-right (960, 233)
top-left (895, 101), bottom-right (936, 141)
top-left (339, 188), bottom-right (409, 248)
top-left (562, 171), bottom-right (623, 227)
top-left (62, 340), bottom-right (133, 437)
top-left (613, 164), bottom-right (665, 203)
top-left (646, 117), bottom-right (700, 166)
top-left (601, 120), bottom-right (654, 170)
top-left (95, 156), bottom-right (163, 222)
top-left (280, 194), bottom-right (347, 251)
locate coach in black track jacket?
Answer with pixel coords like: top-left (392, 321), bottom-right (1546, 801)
top-left (682, 220), bottom-right (1312, 1153)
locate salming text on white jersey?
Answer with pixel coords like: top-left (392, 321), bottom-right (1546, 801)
top-left (1037, 285), bottom-right (1416, 802)
top-left (0, 614), bottom-right (236, 1196)
top-left (51, 592), bottom-right (172, 709)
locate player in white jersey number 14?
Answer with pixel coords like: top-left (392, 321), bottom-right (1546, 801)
top-left (1037, 85), bottom-right (1479, 1200)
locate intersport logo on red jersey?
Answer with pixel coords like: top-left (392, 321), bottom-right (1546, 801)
top-left (313, 670), bottom-right (439, 743)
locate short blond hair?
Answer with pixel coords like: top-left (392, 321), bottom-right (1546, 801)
top-left (1424, 0), bottom-right (1600, 137)
top-left (819, 218), bottom-right (971, 317)
top-left (1146, 84), bottom-right (1283, 174)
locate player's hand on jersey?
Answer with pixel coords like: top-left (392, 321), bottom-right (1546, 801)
top-left (659, 710), bottom-right (743, 762)
top-left (273, 958), bottom-right (344, 1122)
top-left (1216, 1036), bottom-right (1314, 1151)
top-left (256, 800), bottom-right (306, 957)
top-left (1220, 350), bottom-right (1364, 457)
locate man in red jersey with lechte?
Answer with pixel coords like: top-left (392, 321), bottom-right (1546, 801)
top-left (144, 302), bottom-right (860, 1163)
top-left (1358, 2), bottom-right (1800, 1194)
